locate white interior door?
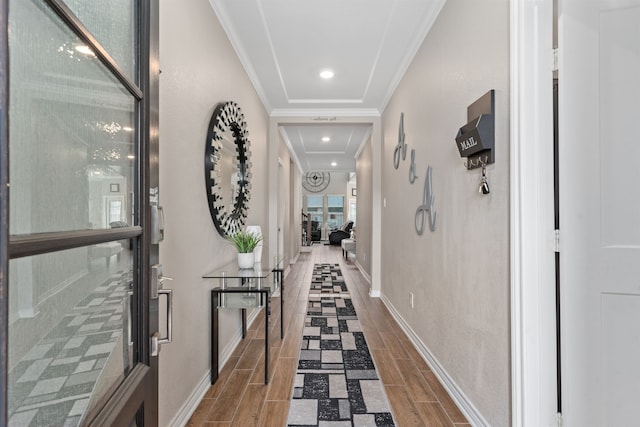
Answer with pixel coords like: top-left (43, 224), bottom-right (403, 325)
top-left (559, 1), bottom-right (640, 425)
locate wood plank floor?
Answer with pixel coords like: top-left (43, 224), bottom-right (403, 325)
top-left (186, 244), bottom-right (471, 427)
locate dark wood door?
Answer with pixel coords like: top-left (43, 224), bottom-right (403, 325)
top-left (0, 0), bottom-right (160, 425)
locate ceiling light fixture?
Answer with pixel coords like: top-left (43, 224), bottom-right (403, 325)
top-left (322, 137), bottom-right (330, 142)
top-left (331, 162), bottom-right (337, 167)
top-left (319, 69), bottom-right (334, 79)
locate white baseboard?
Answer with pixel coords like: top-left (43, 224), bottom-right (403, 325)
top-left (168, 370), bottom-right (210, 427)
top-left (354, 260), bottom-right (371, 284)
top-left (379, 294), bottom-right (490, 427)
top-left (353, 261), bottom-right (378, 297)
top-left (168, 308), bottom-right (262, 427)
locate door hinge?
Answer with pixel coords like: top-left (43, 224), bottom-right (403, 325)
top-left (553, 47), bottom-right (559, 72)
top-left (553, 229), bottom-right (560, 252)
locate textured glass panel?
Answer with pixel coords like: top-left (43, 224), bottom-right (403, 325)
top-left (7, 244), bottom-right (134, 426)
top-left (63, 0), bottom-right (136, 81)
top-left (9, 0), bottom-right (136, 235)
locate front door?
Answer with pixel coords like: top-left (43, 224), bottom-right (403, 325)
top-left (559, 0), bottom-right (640, 425)
top-left (0, 0), bottom-right (160, 425)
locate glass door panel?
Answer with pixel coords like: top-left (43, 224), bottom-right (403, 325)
top-left (61, 0), bottom-right (137, 82)
top-left (9, 0), bottom-right (135, 235)
top-left (7, 245), bottom-right (134, 426)
top-left (5, 0), bottom-right (154, 425)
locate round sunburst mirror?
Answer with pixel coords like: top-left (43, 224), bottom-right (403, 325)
top-left (204, 101), bottom-right (252, 237)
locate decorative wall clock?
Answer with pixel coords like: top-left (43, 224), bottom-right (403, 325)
top-left (302, 172), bottom-right (330, 193)
top-left (204, 101), bottom-right (252, 237)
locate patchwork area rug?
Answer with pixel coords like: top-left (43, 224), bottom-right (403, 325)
top-left (287, 263), bottom-right (396, 427)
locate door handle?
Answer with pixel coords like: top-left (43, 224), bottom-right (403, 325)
top-left (151, 264), bottom-right (173, 356)
top-left (158, 288), bottom-right (173, 345)
top-left (123, 289), bottom-right (134, 369)
top-left (151, 288), bottom-right (172, 356)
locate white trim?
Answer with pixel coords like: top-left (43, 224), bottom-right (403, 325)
top-left (380, 293), bottom-right (490, 427)
top-left (168, 370), bottom-right (210, 427)
top-left (207, 0), bottom-right (272, 113)
top-left (270, 108), bottom-right (380, 118)
top-left (290, 253), bottom-right (299, 265)
top-left (510, 1), bottom-right (557, 426)
top-left (354, 260), bottom-right (379, 297)
top-left (167, 309), bottom-right (262, 427)
top-left (354, 126), bottom-right (373, 160)
top-left (278, 126), bottom-right (304, 174)
top-left (370, 118), bottom-right (382, 296)
top-left (378, 0), bottom-right (447, 113)
top-left (355, 260), bottom-right (371, 284)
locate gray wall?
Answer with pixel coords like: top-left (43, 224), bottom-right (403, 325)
top-left (158, 0), bottom-right (269, 424)
top-left (278, 139), bottom-right (300, 265)
top-left (380, 0), bottom-right (510, 425)
top-left (356, 139), bottom-right (373, 278)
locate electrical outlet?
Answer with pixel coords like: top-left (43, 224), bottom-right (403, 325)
top-left (410, 292), bottom-right (414, 308)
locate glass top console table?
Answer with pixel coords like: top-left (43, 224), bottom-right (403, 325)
top-left (203, 258), bottom-right (284, 384)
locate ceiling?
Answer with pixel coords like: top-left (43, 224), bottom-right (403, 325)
top-left (209, 0), bottom-right (446, 173)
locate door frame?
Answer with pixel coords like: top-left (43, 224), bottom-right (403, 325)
top-left (510, 0), bottom-right (558, 426)
top-left (0, 0), bottom-right (9, 424)
top-left (0, 0), bottom-right (160, 424)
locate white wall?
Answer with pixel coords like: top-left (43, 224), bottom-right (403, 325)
top-left (380, 0), bottom-right (510, 425)
top-left (355, 140), bottom-right (372, 278)
top-left (158, 0), bottom-right (269, 424)
top-left (278, 139), bottom-right (297, 265)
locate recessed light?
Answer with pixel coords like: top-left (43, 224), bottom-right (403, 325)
top-left (322, 137), bottom-right (330, 142)
top-left (320, 69), bottom-right (334, 79)
top-left (122, 126), bottom-right (134, 132)
top-left (331, 162), bottom-right (337, 167)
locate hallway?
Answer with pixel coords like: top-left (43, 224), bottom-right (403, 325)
top-left (186, 245), bottom-right (471, 426)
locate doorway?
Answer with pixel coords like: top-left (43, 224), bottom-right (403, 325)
top-left (0, 0), bottom-right (159, 425)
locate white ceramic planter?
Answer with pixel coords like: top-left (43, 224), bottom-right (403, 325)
top-left (237, 252), bottom-right (254, 269)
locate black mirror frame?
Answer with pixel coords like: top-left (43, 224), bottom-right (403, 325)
top-left (204, 101), bottom-right (252, 237)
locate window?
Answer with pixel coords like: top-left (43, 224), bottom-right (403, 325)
top-left (307, 195), bottom-right (323, 226)
top-left (327, 195), bottom-right (344, 229)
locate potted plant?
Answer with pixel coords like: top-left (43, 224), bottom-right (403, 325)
top-left (227, 230), bottom-right (263, 268)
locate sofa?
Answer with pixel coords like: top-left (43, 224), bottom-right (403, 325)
top-left (328, 221), bottom-right (354, 245)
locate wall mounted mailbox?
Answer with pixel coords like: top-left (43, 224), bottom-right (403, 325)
top-left (455, 90), bottom-right (495, 170)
